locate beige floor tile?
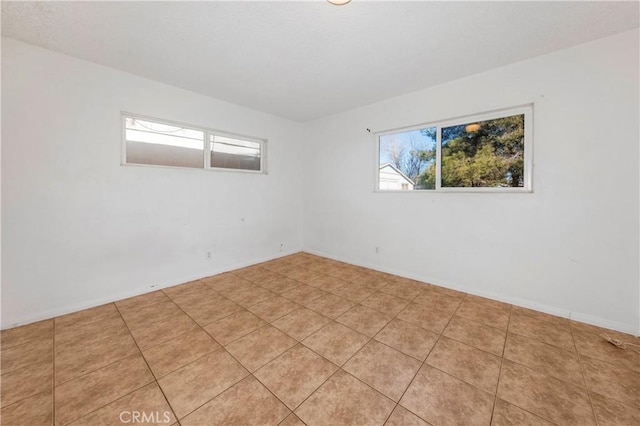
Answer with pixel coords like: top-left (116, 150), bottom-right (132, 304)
top-left (375, 319), bottom-right (438, 361)
top-left (0, 361), bottom-right (52, 408)
top-left (380, 280), bottom-right (423, 301)
top-left (343, 340), bottom-right (421, 401)
top-left (203, 309), bottom-right (267, 346)
top-left (281, 285), bottom-right (327, 305)
top-left (443, 316), bottom-right (506, 356)
top-left (302, 322), bottom-right (369, 366)
top-left (306, 275), bottom-right (349, 292)
top-left (166, 285), bottom-right (222, 308)
top-left (504, 332), bottom-right (585, 387)
top-left (396, 302), bottom-right (452, 334)
top-left (115, 290), bottom-right (170, 312)
top-left (181, 376), bottom-right (290, 426)
top-left (55, 355), bottom-right (154, 425)
top-left (353, 272), bottom-right (391, 291)
top-left (428, 285), bottom-right (467, 300)
top-left (272, 308), bottom-right (332, 341)
top-left (335, 305), bottom-right (392, 337)
top-left (304, 294), bottom-right (354, 319)
top-left (581, 355), bottom-right (640, 410)
top-left (511, 306), bottom-right (569, 328)
top-left (179, 296), bottom-right (243, 326)
top-left (69, 383), bottom-right (176, 425)
top-left (54, 304), bottom-right (121, 333)
top-left (143, 330), bottom-right (221, 378)
top-left (248, 295), bottom-right (300, 322)
top-left (158, 349), bottom-right (248, 419)
top-left (573, 329), bottom-right (640, 373)
top-left (201, 273), bottom-right (243, 293)
top-left (326, 266), bottom-right (362, 283)
top-left (508, 311), bottom-right (574, 352)
top-left (284, 268), bottom-right (325, 284)
top-left (1, 320), bottom-right (53, 349)
top-left (254, 344), bottom-right (337, 409)
top-left (54, 315), bottom-right (128, 349)
top-left (279, 413), bottom-right (307, 426)
top-left (426, 336), bottom-right (501, 393)
top-left (413, 289), bottom-right (462, 316)
top-left (55, 328), bottom-right (139, 385)
top-left (1, 338), bottom-right (53, 375)
top-left (590, 391), bottom-right (640, 426)
top-left (254, 276), bottom-right (300, 294)
top-left (226, 325), bottom-right (297, 372)
top-left (497, 360), bottom-right (596, 425)
top-left (491, 399), bottom-right (554, 425)
top-left (118, 299), bottom-right (183, 331)
top-left (225, 284), bottom-right (276, 308)
top-left (233, 265), bottom-right (272, 282)
top-left (0, 390), bottom-right (53, 426)
top-left (385, 405), bottom-right (430, 426)
top-left (330, 283), bottom-right (375, 303)
top-left (162, 280), bottom-right (209, 299)
top-left (455, 298), bottom-right (511, 330)
top-left (246, 270), bottom-right (287, 288)
top-left (295, 370), bottom-right (395, 426)
top-left (360, 292), bottom-right (409, 316)
top-left (400, 365), bottom-right (494, 426)
top-left (129, 313), bottom-right (200, 351)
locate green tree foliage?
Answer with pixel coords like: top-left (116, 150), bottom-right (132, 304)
top-left (414, 114), bottom-right (524, 188)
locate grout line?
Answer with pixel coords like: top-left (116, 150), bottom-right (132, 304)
top-left (569, 318), bottom-right (600, 426)
top-left (386, 291), bottom-right (462, 424)
top-left (112, 303), bottom-right (180, 425)
top-left (55, 330), bottom-right (156, 422)
top-left (155, 278), bottom-right (298, 422)
top-left (489, 303), bottom-right (512, 425)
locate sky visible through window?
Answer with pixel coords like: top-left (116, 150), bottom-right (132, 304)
top-left (379, 127), bottom-right (437, 189)
top-left (379, 129), bottom-right (435, 165)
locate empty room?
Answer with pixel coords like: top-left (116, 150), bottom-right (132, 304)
top-left (1, 1), bottom-right (639, 425)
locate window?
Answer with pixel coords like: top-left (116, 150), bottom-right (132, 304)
top-left (123, 113), bottom-right (266, 173)
top-left (376, 105), bottom-right (532, 192)
top-left (210, 135), bottom-right (261, 171)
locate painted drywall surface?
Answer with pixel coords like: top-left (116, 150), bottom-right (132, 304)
top-left (303, 29), bottom-right (640, 334)
top-left (1, 38), bottom-right (304, 328)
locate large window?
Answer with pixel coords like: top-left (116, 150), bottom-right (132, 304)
top-left (376, 105), bottom-right (532, 192)
top-left (123, 113), bottom-right (266, 173)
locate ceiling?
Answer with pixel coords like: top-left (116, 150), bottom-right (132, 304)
top-left (2, 1), bottom-right (638, 122)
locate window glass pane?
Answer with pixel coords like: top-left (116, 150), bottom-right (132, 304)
top-left (125, 117), bottom-right (204, 168)
top-left (210, 135), bottom-right (261, 171)
top-left (379, 127), bottom-right (436, 190)
top-left (441, 114), bottom-right (525, 188)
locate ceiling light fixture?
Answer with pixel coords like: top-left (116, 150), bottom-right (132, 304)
top-left (328, 0), bottom-right (351, 5)
top-left (465, 123), bottom-right (481, 133)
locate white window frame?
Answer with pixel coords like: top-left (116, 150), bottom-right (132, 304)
top-left (374, 104), bottom-right (533, 193)
top-left (121, 112), bottom-right (268, 174)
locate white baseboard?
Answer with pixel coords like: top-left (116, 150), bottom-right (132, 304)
top-left (302, 248), bottom-right (639, 336)
top-left (1, 249), bottom-right (301, 330)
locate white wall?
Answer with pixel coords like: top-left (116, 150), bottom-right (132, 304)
top-left (302, 29), bottom-right (640, 334)
top-left (1, 38), bottom-right (304, 328)
top-left (3, 30), bottom-right (639, 334)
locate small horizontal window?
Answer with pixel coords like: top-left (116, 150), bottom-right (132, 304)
top-left (123, 113), bottom-right (266, 173)
top-left (210, 135), bottom-right (261, 171)
top-left (376, 105), bottom-right (532, 192)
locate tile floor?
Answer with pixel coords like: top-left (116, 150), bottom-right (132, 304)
top-left (1, 252), bottom-right (639, 425)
